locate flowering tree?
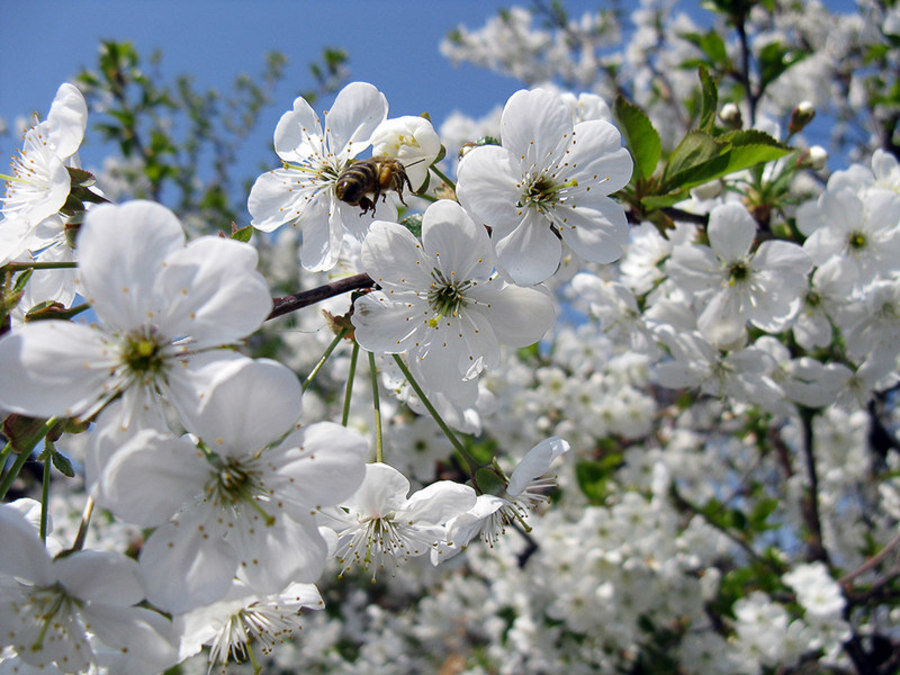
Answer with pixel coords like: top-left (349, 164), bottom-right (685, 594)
top-left (2, 1), bottom-right (900, 672)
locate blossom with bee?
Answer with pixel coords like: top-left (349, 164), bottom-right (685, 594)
top-left (248, 82), bottom-right (393, 271)
top-left (456, 88), bottom-right (632, 285)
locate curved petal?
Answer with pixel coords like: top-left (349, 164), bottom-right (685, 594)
top-left (190, 358), bottom-right (302, 455)
top-left (0, 504), bottom-right (52, 584)
top-left (80, 604), bottom-right (178, 673)
top-left (501, 89), bottom-right (572, 171)
top-left (565, 120), bottom-right (633, 193)
top-left (46, 83), bottom-right (88, 159)
top-left (99, 430), bottom-right (207, 526)
top-left (476, 282), bottom-right (555, 347)
top-left (493, 210), bottom-right (561, 285)
top-left (352, 291), bottom-right (426, 355)
top-left (275, 422), bottom-right (368, 508)
top-left (0, 321), bottom-right (116, 418)
top-left (325, 82), bottom-right (388, 159)
top-left (422, 200), bottom-right (494, 281)
top-left (404, 481), bottom-right (476, 524)
top-left (77, 201), bottom-right (185, 332)
top-left (273, 96), bottom-right (323, 163)
top-left (235, 514), bottom-right (327, 592)
top-left (154, 236), bottom-right (272, 347)
top-left (361, 220), bottom-right (433, 287)
top-left (506, 437), bottom-right (570, 496)
top-left (456, 145), bottom-right (521, 230)
top-left (140, 515), bottom-right (237, 614)
top-left (247, 168), bottom-right (312, 232)
top-left (343, 463), bottom-right (408, 515)
top-left (707, 203), bottom-right (756, 261)
top-left (53, 550), bottom-right (143, 606)
top-left (556, 199), bottom-right (629, 264)
top-left (300, 195), bottom-right (343, 271)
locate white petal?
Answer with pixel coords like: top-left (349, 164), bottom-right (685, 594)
top-left (456, 145), bottom-right (521, 230)
top-left (165, 350), bottom-right (253, 433)
top-left (507, 437), bottom-right (570, 496)
top-left (53, 550), bottom-right (144, 606)
top-left (567, 120), bottom-right (633, 193)
top-left (80, 604), bottom-right (178, 674)
top-left (0, 321), bottom-right (116, 418)
top-left (140, 515), bottom-right (237, 614)
top-left (236, 515), bottom-right (327, 593)
top-left (404, 481), bottom-right (476, 524)
top-left (248, 168), bottom-right (310, 232)
top-left (46, 83), bottom-right (88, 159)
top-left (154, 236), bottom-right (272, 347)
top-left (273, 96), bottom-right (323, 163)
top-left (0, 504), bottom-right (52, 584)
top-left (501, 89), bottom-right (572, 170)
top-left (99, 430), bottom-right (207, 526)
top-left (556, 198), bottom-right (629, 264)
top-left (361, 220), bottom-right (432, 288)
top-left (493, 210), bottom-right (561, 285)
top-left (343, 463), bottom-right (409, 515)
top-left (352, 291), bottom-right (426, 354)
top-left (422, 200), bottom-right (494, 280)
top-left (707, 203), bottom-right (757, 261)
top-left (77, 201), bottom-right (185, 332)
top-left (276, 422), bottom-right (368, 507)
top-left (300, 196), bottom-right (344, 271)
top-left (190, 358), bottom-right (302, 455)
top-left (325, 82), bottom-right (388, 158)
top-left (477, 282), bottom-right (555, 347)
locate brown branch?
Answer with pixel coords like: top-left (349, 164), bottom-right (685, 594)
top-left (267, 272), bottom-right (375, 321)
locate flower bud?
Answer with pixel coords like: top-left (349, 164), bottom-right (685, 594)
top-left (719, 103), bottom-right (742, 129)
top-left (370, 116), bottom-right (441, 191)
top-left (789, 101), bottom-right (816, 134)
top-left (801, 145), bottom-right (828, 170)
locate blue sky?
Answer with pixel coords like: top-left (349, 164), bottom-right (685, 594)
top-left (0, 0), bottom-right (860, 185)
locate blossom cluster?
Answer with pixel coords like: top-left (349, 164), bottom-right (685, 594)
top-left (2, 0), bottom-right (900, 671)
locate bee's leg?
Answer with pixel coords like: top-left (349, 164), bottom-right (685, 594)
top-left (359, 196), bottom-right (375, 215)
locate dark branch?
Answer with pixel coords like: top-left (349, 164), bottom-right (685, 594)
top-left (267, 272), bottom-right (375, 321)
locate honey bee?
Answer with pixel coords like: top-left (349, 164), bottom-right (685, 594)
top-left (334, 156), bottom-right (415, 215)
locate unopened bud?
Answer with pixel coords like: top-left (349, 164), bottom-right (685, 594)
top-left (789, 101), bottom-right (816, 134)
top-left (719, 103), bottom-right (742, 129)
top-left (802, 145), bottom-right (828, 170)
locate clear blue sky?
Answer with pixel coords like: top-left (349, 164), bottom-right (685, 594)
top-left (0, 0), bottom-right (860, 182)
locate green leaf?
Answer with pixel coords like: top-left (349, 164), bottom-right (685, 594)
top-left (230, 225), bottom-right (253, 243)
top-left (575, 454), bottom-right (623, 504)
top-left (475, 467), bottom-right (506, 496)
top-left (66, 167), bottom-right (96, 188)
top-left (758, 41), bottom-right (808, 92)
top-left (661, 130), bottom-right (722, 189)
top-left (613, 96), bottom-right (661, 182)
top-left (680, 30), bottom-right (728, 66)
top-left (51, 450), bottom-right (76, 478)
top-left (698, 66), bottom-right (718, 133)
top-left (399, 213), bottom-right (423, 238)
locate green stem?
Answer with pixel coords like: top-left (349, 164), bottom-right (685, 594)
top-left (369, 351), bottom-right (384, 463)
top-left (429, 165), bottom-right (457, 192)
top-left (248, 642), bottom-right (262, 675)
top-left (0, 417), bottom-right (59, 501)
top-left (390, 354), bottom-right (480, 483)
top-left (0, 442), bottom-right (11, 473)
top-left (40, 442), bottom-right (52, 542)
top-left (342, 341), bottom-right (360, 426)
top-left (303, 328), bottom-right (349, 392)
top-left (3, 261), bottom-right (78, 271)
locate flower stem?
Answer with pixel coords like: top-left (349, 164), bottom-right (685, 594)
top-left (342, 341), bottom-right (360, 426)
top-left (70, 495), bottom-right (94, 553)
top-left (40, 441), bottom-right (52, 542)
top-left (0, 417), bottom-right (59, 501)
top-left (429, 165), bottom-right (457, 192)
top-left (303, 327), bottom-right (349, 392)
top-left (390, 354), bottom-right (480, 484)
top-left (3, 261), bottom-right (78, 271)
top-left (368, 351), bottom-right (384, 463)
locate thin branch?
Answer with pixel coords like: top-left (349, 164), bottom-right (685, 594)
top-left (267, 273), bottom-right (375, 320)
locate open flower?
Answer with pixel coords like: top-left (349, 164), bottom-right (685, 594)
top-left (352, 199), bottom-right (555, 404)
top-left (456, 88), bottom-right (632, 285)
top-left (0, 502), bottom-right (177, 674)
top-left (98, 359), bottom-right (368, 614)
top-left (0, 200), bottom-right (272, 431)
top-left (370, 115), bottom-right (441, 191)
top-left (325, 462), bottom-right (476, 579)
top-left (248, 82), bottom-right (391, 271)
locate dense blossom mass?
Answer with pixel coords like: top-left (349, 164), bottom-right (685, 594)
top-left (1, 0), bottom-right (900, 672)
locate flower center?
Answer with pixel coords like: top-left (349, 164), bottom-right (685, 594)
top-left (727, 261), bottom-right (749, 285)
top-left (805, 289), bottom-right (822, 309)
top-left (427, 269), bottom-right (471, 321)
top-left (847, 231), bottom-right (867, 250)
top-left (517, 173), bottom-right (577, 211)
top-left (121, 331), bottom-right (167, 383)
